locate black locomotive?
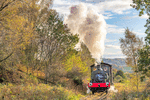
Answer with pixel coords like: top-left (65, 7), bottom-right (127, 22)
top-left (88, 63), bottom-right (113, 94)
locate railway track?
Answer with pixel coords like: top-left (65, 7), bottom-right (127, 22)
top-left (98, 93), bottom-right (108, 100)
top-left (97, 90), bottom-right (109, 100)
top-left (80, 91), bottom-right (110, 100)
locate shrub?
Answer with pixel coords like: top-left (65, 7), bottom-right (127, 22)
top-left (114, 75), bottom-right (124, 83)
top-left (115, 70), bottom-right (127, 79)
top-left (0, 83), bottom-right (83, 100)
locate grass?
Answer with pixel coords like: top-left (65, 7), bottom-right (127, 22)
top-left (109, 79), bottom-right (150, 100)
top-left (6, 64), bottom-right (150, 100)
top-left (0, 64), bottom-right (85, 100)
top-left (0, 83), bottom-right (84, 100)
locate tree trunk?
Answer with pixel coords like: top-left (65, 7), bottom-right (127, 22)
top-left (45, 63), bottom-right (48, 84)
top-left (136, 72), bottom-right (139, 98)
top-left (133, 55), bottom-right (139, 98)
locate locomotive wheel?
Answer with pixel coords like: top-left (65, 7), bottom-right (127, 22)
top-left (92, 91), bottom-right (95, 95)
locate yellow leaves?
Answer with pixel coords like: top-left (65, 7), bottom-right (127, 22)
top-left (129, 73), bottom-right (141, 88)
top-left (17, 63), bottom-right (45, 78)
top-left (114, 73), bottom-right (146, 93)
top-left (64, 53), bottom-right (88, 75)
top-left (0, 0), bottom-right (38, 52)
top-left (9, 90), bottom-right (12, 94)
top-left (0, 83), bottom-right (83, 100)
top-left (2, 14), bottom-right (35, 50)
top-left (11, 95), bottom-right (16, 99)
top-left (87, 77), bottom-right (91, 81)
top-left (8, 83), bottom-right (13, 87)
top-left (3, 85), bottom-right (7, 89)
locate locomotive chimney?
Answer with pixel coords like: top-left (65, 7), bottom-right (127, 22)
top-left (95, 61), bottom-right (102, 70)
top-left (97, 64), bottom-right (102, 70)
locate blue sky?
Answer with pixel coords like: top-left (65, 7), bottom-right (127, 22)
top-left (52, 0), bottom-right (148, 58)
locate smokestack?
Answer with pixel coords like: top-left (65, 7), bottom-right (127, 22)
top-left (64, 3), bottom-right (107, 63)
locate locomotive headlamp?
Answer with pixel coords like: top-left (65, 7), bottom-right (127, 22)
top-left (89, 83), bottom-right (93, 86)
top-left (106, 82), bottom-right (109, 86)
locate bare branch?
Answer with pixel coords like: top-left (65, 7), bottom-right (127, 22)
top-left (0, 51), bottom-right (13, 62)
top-left (0, 1), bottom-right (12, 12)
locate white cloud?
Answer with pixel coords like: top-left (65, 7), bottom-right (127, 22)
top-left (120, 16), bottom-right (133, 19)
top-left (133, 31), bottom-right (146, 36)
top-left (121, 14), bottom-right (149, 19)
top-left (140, 14), bottom-right (149, 19)
top-left (103, 51), bottom-right (125, 58)
top-left (106, 24), bottom-right (125, 34)
top-left (124, 11), bottom-right (131, 14)
top-left (105, 39), bottom-right (117, 43)
top-left (107, 28), bottom-right (125, 34)
top-left (52, 0), bottom-right (133, 17)
top-left (105, 45), bottom-right (120, 49)
top-left (52, 0), bottom-right (80, 15)
top-left (103, 12), bottom-right (114, 19)
top-left (104, 52), bottom-right (119, 55)
top-left (133, 12), bottom-right (137, 15)
top-left (106, 24), bottom-right (117, 28)
top-left (103, 15), bottom-right (113, 19)
top-left (103, 55), bottom-right (126, 58)
top-left (95, 0), bottom-right (133, 14)
top-left (85, 0), bottom-right (106, 2)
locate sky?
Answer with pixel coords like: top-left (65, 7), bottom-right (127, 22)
top-left (52, 0), bottom-right (148, 59)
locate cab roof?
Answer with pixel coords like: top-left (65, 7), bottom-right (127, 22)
top-left (90, 62), bottom-right (112, 68)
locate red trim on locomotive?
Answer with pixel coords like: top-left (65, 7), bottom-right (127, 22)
top-left (88, 83), bottom-right (110, 88)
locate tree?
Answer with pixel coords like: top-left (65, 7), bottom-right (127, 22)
top-left (120, 28), bottom-right (143, 96)
top-left (120, 28), bottom-right (143, 70)
top-left (63, 53), bottom-right (88, 78)
top-left (114, 75), bottom-right (124, 83)
top-left (62, 43), bottom-right (95, 83)
top-left (36, 9), bottom-right (79, 84)
top-left (0, 0), bottom-right (15, 12)
top-left (0, 0), bottom-right (55, 83)
top-left (115, 70), bottom-right (126, 79)
top-left (131, 0), bottom-right (150, 43)
top-left (80, 43), bottom-right (95, 66)
top-left (0, 0), bottom-right (40, 77)
top-left (138, 46), bottom-right (150, 80)
top-left (131, 0), bottom-right (150, 80)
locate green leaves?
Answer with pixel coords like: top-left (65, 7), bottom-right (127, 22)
top-left (137, 45), bottom-right (150, 79)
top-left (115, 70), bottom-right (127, 79)
top-left (140, 76), bottom-right (145, 82)
top-left (36, 9), bottom-right (79, 62)
top-left (131, 0), bottom-right (150, 43)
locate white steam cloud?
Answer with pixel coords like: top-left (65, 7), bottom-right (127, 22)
top-left (64, 3), bottom-right (107, 63)
top-left (109, 86), bottom-right (118, 93)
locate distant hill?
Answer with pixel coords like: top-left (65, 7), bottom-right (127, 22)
top-left (103, 58), bottom-right (133, 73)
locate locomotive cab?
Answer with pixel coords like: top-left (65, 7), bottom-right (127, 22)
top-left (88, 63), bottom-right (113, 94)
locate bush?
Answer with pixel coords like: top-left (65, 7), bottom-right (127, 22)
top-left (0, 83), bottom-right (83, 100)
top-left (114, 75), bottom-right (125, 83)
top-left (115, 70), bottom-right (127, 79)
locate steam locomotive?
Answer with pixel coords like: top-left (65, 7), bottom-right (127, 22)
top-left (88, 63), bottom-right (113, 94)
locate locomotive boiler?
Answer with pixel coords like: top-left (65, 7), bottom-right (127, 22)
top-left (88, 63), bottom-right (113, 94)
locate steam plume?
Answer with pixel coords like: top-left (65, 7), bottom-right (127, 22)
top-left (64, 3), bottom-right (107, 63)
top-left (109, 86), bottom-right (118, 93)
